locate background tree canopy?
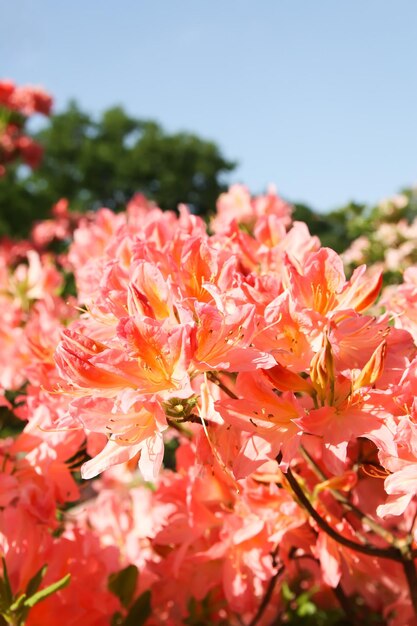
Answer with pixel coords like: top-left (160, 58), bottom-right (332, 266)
top-left (2, 100), bottom-right (413, 257)
top-left (0, 102), bottom-right (236, 237)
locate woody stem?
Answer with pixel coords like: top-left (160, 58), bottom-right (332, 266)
top-left (284, 466), bottom-right (417, 616)
top-left (206, 371), bottom-right (239, 399)
top-left (284, 466), bottom-right (402, 561)
top-left (300, 445), bottom-right (397, 546)
top-left (402, 558), bottom-right (417, 615)
top-left (247, 548), bottom-right (283, 626)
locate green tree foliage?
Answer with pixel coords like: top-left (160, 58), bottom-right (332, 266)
top-left (294, 188), bottom-right (417, 258)
top-left (0, 102), bottom-right (236, 238)
top-left (292, 201), bottom-right (367, 254)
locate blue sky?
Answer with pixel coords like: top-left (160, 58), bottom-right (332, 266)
top-left (2, 0), bottom-right (417, 211)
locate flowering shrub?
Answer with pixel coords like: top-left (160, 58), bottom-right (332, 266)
top-left (2, 180), bottom-right (417, 625)
top-left (0, 80), bottom-right (52, 176)
top-left (342, 188), bottom-right (417, 281)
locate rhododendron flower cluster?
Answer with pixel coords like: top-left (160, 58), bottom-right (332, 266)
top-left (0, 80), bottom-right (52, 176)
top-left (2, 183), bottom-right (417, 625)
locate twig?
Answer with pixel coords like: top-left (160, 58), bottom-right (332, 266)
top-left (333, 583), bottom-right (359, 625)
top-left (300, 446), bottom-right (398, 546)
top-left (284, 466), bottom-right (402, 562)
top-left (247, 548), bottom-right (284, 626)
top-left (206, 371), bottom-right (239, 399)
top-left (402, 558), bottom-right (417, 615)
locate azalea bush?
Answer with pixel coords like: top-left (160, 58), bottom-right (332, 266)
top-left (2, 84), bottom-right (417, 626)
top-left (1, 182), bottom-right (417, 626)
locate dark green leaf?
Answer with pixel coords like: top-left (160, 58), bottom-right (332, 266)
top-left (0, 579), bottom-right (10, 611)
top-left (25, 565), bottom-right (47, 598)
top-left (111, 612), bottom-right (124, 626)
top-left (122, 590), bottom-right (151, 626)
top-left (1, 559), bottom-right (12, 606)
top-left (108, 565), bottom-right (138, 609)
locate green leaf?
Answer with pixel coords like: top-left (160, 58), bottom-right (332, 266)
top-left (24, 573), bottom-right (71, 608)
top-left (108, 565), bottom-right (138, 609)
top-left (298, 601), bottom-right (317, 617)
top-left (282, 581), bottom-right (295, 602)
top-left (110, 611), bottom-right (124, 626)
top-left (1, 559), bottom-right (12, 606)
top-left (0, 579), bottom-right (10, 611)
top-left (25, 565), bottom-right (47, 598)
top-left (122, 590), bottom-right (151, 626)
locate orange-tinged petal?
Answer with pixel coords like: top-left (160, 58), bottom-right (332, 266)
top-left (261, 363), bottom-right (313, 394)
top-left (353, 341), bottom-right (387, 391)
